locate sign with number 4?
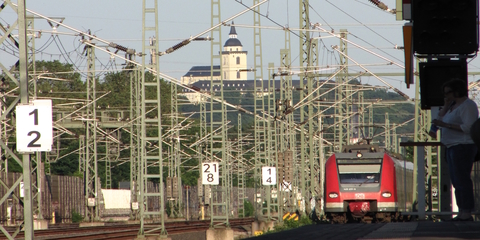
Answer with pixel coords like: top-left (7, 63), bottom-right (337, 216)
top-left (16, 100), bottom-right (53, 152)
top-left (262, 167), bottom-right (276, 185)
top-left (202, 162), bottom-right (219, 185)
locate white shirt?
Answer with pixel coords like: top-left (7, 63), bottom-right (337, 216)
top-left (439, 99), bottom-right (478, 147)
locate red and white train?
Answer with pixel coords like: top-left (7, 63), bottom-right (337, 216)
top-left (324, 144), bottom-right (413, 223)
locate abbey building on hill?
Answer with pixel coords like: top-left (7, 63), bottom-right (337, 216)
top-left (181, 22), bottom-right (248, 85)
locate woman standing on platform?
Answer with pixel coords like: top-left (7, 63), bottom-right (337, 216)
top-left (432, 78), bottom-right (478, 221)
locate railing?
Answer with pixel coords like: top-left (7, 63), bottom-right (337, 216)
top-left (400, 141), bottom-right (480, 220)
top-left (400, 141), bottom-right (442, 220)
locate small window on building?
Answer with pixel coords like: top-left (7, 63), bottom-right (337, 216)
top-left (236, 57), bottom-right (240, 65)
top-left (237, 71), bottom-right (240, 79)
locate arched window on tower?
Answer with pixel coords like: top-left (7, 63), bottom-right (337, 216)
top-left (236, 57), bottom-right (240, 65)
top-left (237, 71), bottom-right (240, 79)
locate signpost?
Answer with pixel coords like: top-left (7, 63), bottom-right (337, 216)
top-left (202, 162), bottom-right (219, 185)
top-left (16, 99), bottom-right (53, 152)
top-left (262, 166), bottom-right (276, 185)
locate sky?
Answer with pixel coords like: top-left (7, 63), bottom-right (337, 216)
top-left (1, 0), bottom-right (479, 100)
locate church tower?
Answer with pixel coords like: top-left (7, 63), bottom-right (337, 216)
top-left (181, 21), bottom-right (248, 84)
top-left (222, 22), bottom-right (248, 80)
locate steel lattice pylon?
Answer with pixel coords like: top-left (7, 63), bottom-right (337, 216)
top-left (237, 113), bottom-right (245, 217)
top-left (208, 0), bottom-right (230, 228)
top-left (84, 45), bottom-right (99, 222)
top-left (253, 0), bottom-right (263, 81)
top-left (278, 45), bottom-right (296, 214)
top-left (334, 30), bottom-right (352, 151)
top-left (265, 64), bottom-right (278, 221)
top-left (0, 4), bottom-right (38, 237)
top-left (168, 67), bottom-right (183, 218)
top-left (253, 75), bottom-right (268, 219)
top-left (138, 0), bottom-right (167, 237)
top-left (198, 93), bottom-right (207, 218)
top-left (298, 0), bottom-right (322, 215)
top-left (26, 15), bottom-right (46, 223)
top-left (129, 62), bottom-right (141, 220)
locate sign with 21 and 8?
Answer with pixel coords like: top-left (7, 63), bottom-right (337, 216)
top-left (16, 99), bottom-right (53, 152)
top-left (202, 162), bottom-right (219, 185)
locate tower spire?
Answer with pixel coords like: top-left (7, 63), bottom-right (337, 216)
top-left (229, 21), bottom-right (237, 38)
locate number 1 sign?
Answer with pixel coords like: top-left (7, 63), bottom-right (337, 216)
top-left (202, 162), bottom-right (219, 185)
top-left (16, 100), bottom-right (53, 152)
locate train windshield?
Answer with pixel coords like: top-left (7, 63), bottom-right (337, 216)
top-left (337, 164), bottom-right (381, 185)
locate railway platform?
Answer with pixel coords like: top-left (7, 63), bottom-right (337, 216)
top-left (246, 221), bottom-right (480, 240)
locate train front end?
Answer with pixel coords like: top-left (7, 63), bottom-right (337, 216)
top-left (324, 148), bottom-right (398, 223)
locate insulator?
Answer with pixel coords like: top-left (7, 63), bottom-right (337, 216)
top-left (368, 0), bottom-right (389, 11)
top-left (193, 37), bottom-right (212, 41)
top-left (284, 107), bottom-right (294, 115)
top-left (272, 72), bottom-right (290, 78)
top-left (108, 42), bottom-right (135, 55)
top-left (166, 39), bottom-right (191, 54)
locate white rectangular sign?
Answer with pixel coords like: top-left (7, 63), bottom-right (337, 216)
top-left (262, 166), bottom-right (276, 185)
top-left (20, 182), bottom-right (24, 198)
top-left (202, 162), bottom-right (219, 185)
top-left (16, 100), bottom-right (53, 152)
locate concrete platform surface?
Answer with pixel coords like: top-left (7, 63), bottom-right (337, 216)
top-left (245, 221), bottom-right (480, 240)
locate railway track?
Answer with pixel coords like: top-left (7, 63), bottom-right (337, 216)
top-left (0, 218), bottom-right (253, 240)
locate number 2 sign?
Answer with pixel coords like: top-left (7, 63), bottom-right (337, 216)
top-left (16, 100), bottom-right (53, 152)
top-left (202, 162), bottom-right (219, 185)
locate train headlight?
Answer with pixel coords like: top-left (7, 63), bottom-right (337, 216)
top-left (356, 151), bottom-right (363, 158)
top-left (382, 192), bottom-right (392, 198)
top-left (328, 192), bottom-right (339, 198)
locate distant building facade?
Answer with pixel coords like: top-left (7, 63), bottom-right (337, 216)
top-left (181, 22), bottom-right (247, 85)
